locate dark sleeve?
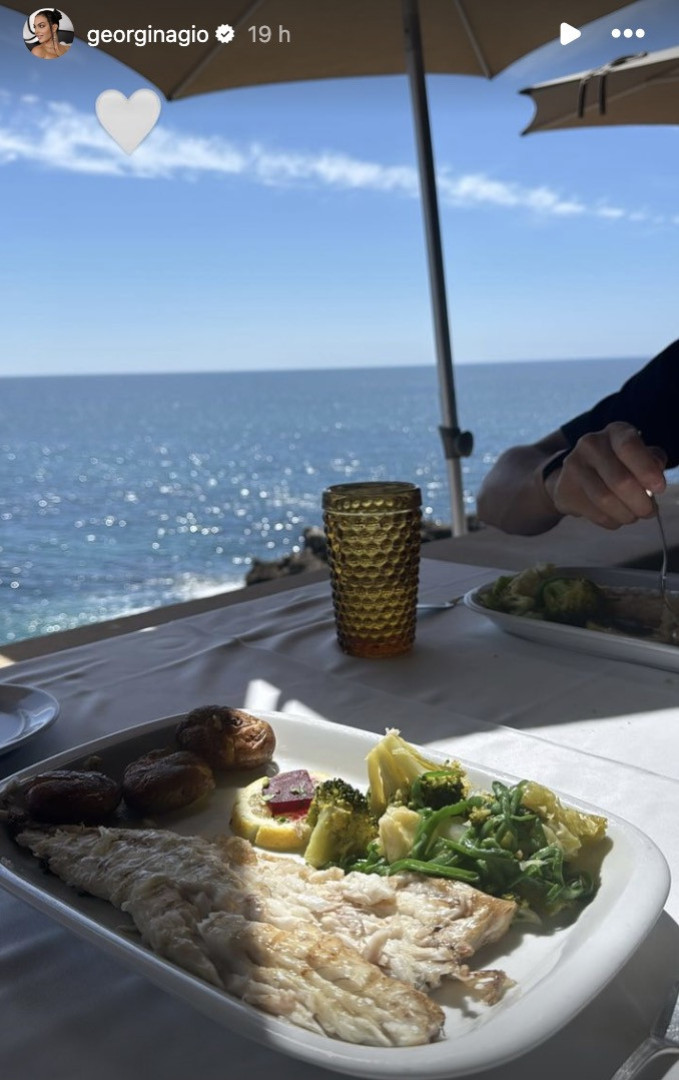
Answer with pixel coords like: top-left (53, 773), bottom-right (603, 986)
top-left (560, 340), bottom-right (679, 468)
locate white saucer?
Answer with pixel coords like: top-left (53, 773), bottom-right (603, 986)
top-left (0, 683), bottom-right (59, 756)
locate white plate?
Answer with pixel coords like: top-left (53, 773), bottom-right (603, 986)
top-left (465, 566), bottom-right (679, 674)
top-left (0, 682), bottom-right (59, 756)
top-left (0, 711), bottom-right (670, 1078)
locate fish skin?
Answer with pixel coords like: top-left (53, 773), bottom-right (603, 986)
top-left (199, 911), bottom-right (443, 1046)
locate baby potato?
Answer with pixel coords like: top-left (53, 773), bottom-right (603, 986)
top-left (175, 705), bottom-right (276, 770)
top-left (22, 769), bottom-right (122, 824)
top-left (122, 748), bottom-right (215, 816)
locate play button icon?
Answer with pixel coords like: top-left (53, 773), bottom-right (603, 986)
top-left (560, 21), bottom-right (582, 45)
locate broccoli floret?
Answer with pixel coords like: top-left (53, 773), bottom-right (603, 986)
top-left (303, 777), bottom-right (378, 869)
top-left (409, 766), bottom-right (468, 810)
top-left (481, 564), bottom-right (558, 615)
top-left (365, 729), bottom-right (459, 816)
top-left (481, 566), bottom-right (605, 627)
top-left (537, 576), bottom-right (603, 626)
top-left (480, 574), bottom-right (516, 612)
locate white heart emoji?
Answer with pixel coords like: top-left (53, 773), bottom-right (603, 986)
top-left (95, 89), bottom-right (161, 155)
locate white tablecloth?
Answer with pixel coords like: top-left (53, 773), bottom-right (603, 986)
top-left (2, 557), bottom-right (679, 1080)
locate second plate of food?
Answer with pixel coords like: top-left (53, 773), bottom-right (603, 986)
top-left (465, 565), bottom-right (679, 674)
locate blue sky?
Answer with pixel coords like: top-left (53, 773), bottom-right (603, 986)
top-left (0, 0), bottom-right (678, 375)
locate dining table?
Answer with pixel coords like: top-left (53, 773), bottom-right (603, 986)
top-left (2, 553), bottom-right (679, 1080)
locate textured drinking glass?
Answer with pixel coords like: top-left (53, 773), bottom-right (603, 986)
top-left (322, 482), bottom-right (422, 658)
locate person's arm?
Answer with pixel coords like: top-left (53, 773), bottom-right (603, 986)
top-left (477, 422), bottom-right (667, 536)
top-left (476, 430), bottom-right (570, 535)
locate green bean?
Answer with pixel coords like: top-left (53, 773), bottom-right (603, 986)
top-left (345, 779), bottom-right (596, 913)
top-left (386, 857), bottom-right (480, 882)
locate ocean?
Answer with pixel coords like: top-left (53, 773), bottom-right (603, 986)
top-left (0, 359), bottom-right (646, 644)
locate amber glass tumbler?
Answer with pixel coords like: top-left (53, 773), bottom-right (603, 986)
top-left (322, 482), bottom-right (422, 658)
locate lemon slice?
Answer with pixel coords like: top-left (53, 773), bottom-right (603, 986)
top-left (230, 775), bottom-right (320, 852)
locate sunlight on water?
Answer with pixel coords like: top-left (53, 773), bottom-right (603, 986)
top-left (0, 360), bottom-right (646, 642)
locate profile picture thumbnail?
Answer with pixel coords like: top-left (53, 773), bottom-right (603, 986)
top-left (23, 8), bottom-right (74, 60)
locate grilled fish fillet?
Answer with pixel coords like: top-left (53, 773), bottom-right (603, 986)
top-left (213, 835), bottom-right (515, 1001)
top-left (16, 825), bottom-right (515, 1044)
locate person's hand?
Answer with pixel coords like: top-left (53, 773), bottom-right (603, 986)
top-left (545, 421), bottom-right (667, 529)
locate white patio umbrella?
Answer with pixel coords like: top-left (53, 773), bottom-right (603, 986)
top-left (3, 0), bottom-right (629, 533)
top-left (521, 45), bottom-right (679, 132)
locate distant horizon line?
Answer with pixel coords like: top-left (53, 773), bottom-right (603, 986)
top-left (0, 355), bottom-right (644, 379)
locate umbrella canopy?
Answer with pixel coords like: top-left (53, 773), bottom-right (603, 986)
top-left (3, 0), bottom-right (627, 532)
top-left (521, 46), bottom-right (679, 132)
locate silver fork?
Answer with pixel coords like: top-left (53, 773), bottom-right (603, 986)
top-left (649, 495), bottom-right (679, 638)
top-left (416, 595), bottom-right (463, 612)
top-left (611, 980), bottom-right (679, 1079)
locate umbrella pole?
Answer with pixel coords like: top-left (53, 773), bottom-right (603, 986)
top-left (402, 0), bottom-right (473, 537)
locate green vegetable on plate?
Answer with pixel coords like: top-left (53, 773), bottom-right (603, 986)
top-left (302, 728), bottom-right (608, 917)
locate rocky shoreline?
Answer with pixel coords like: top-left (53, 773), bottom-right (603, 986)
top-left (245, 519), bottom-right (478, 586)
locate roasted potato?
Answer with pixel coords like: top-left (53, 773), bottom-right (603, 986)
top-left (122, 748), bottom-right (215, 815)
top-left (21, 769), bottom-right (122, 824)
top-left (175, 705), bottom-right (276, 770)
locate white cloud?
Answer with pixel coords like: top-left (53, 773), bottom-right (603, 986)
top-left (596, 206), bottom-right (626, 220)
top-left (0, 92), bottom-right (666, 224)
top-left (438, 171), bottom-right (586, 215)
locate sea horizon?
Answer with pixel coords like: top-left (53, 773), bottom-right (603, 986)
top-left (0, 358), bottom-right (654, 643)
top-left (0, 354), bottom-right (646, 381)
